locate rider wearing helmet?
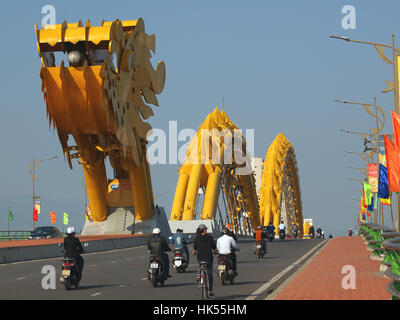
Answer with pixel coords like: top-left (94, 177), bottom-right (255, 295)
top-left (217, 228), bottom-right (238, 277)
top-left (148, 228), bottom-right (172, 278)
top-left (63, 226), bottom-right (85, 282)
top-left (171, 228), bottom-right (190, 264)
top-left (254, 225), bottom-right (266, 253)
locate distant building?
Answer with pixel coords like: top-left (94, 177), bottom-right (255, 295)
top-left (251, 157), bottom-right (264, 198)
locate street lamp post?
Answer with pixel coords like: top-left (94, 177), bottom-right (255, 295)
top-left (331, 35), bottom-right (400, 230)
top-left (28, 156), bottom-right (58, 231)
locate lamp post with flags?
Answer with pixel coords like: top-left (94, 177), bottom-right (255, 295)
top-left (331, 34), bottom-right (400, 230)
top-left (28, 156), bottom-right (58, 231)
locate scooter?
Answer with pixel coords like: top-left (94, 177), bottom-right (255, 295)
top-left (147, 255), bottom-right (168, 287)
top-left (266, 231), bottom-right (275, 242)
top-left (217, 254), bottom-right (235, 285)
top-left (279, 229), bottom-right (286, 240)
top-left (172, 248), bottom-right (188, 273)
top-left (255, 241), bottom-right (265, 259)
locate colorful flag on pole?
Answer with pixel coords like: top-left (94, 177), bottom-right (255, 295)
top-left (33, 208), bottom-right (38, 222)
top-left (364, 182), bottom-right (372, 206)
top-left (368, 196), bottom-right (374, 213)
top-left (50, 211), bottom-right (56, 224)
top-left (368, 163), bottom-right (378, 193)
top-left (384, 134), bottom-right (400, 192)
top-left (392, 110), bottom-right (400, 147)
top-left (8, 208), bottom-right (13, 221)
top-left (63, 212), bottom-right (69, 225)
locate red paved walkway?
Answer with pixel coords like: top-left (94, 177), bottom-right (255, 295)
top-left (0, 234), bottom-right (149, 248)
top-left (274, 236), bottom-right (391, 300)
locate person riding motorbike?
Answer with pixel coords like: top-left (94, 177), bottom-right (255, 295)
top-left (316, 227), bottom-right (322, 238)
top-left (292, 223), bottom-right (299, 238)
top-left (309, 225), bottom-right (315, 238)
top-left (148, 228), bottom-right (172, 278)
top-left (193, 224), bottom-right (217, 297)
top-left (171, 228), bottom-right (190, 264)
top-left (266, 222), bottom-right (276, 238)
top-left (217, 228), bottom-right (239, 277)
top-left (225, 223), bottom-right (237, 241)
top-left (63, 226), bottom-right (84, 283)
top-left (278, 221), bottom-right (286, 238)
top-left (254, 226), bottom-right (267, 253)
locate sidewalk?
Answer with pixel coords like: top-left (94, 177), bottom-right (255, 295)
top-left (274, 236), bottom-right (391, 300)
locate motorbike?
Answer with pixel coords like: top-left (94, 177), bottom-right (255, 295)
top-left (293, 230), bottom-right (298, 239)
top-left (266, 231), bottom-right (275, 242)
top-left (255, 241), bottom-right (265, 259)
top-left (172, 248), bottom-right (188, 273)
top-left (58, 242), bottom-right (88, 290)
top-left (147, 255), bottom-right (168, 287)
top-left (279, 229), bottom-right (286, 240)
top-left (316, 232), bottom-right (322, 239)
top-left (217, 254), bottom-right (235, 285)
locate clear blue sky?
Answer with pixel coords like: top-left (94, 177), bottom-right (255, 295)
top-left (0, 0), bottom-right (399, 236)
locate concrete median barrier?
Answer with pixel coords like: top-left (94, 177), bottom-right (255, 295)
top-left (0, 235), bottom-right (151, 264)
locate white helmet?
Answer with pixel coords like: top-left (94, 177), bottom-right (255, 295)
top-left (66, 226), bottom-right (75, 234)
top-left (153, 228), bottom-right (161, 234)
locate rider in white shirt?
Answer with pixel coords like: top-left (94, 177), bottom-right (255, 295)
top-left (278, 221), bottom-right (286, 231)
top-left (217, 229), bottom-right (238, 275)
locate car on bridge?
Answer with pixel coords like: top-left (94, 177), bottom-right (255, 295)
top-left (29, 226), bottom-right (62, 239)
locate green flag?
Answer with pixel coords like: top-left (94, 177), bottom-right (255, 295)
top-left (364, 182), bottom-right (372, 206)
top-left (8, 208), bottom-right (13, 221)
top-left (63, 212), bottom-right (69, 225)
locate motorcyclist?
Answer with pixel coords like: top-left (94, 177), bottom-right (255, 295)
top-left (225, 223), bottom-right (237, 272)
top-left (171, 228), bottom-right (189, 264)
top-left (278, 221), bottom-right (286, 238)
top-left (316, 227), bottom-right (322, 238)
top-left (254, 226), bottom-right (267, 253)
top-left (292, 223), bottom-right (299, 238)
top-left (216, 228), bottom-right (239, 277)
top-left (309, 225), bottom-right (315, 238)
top-left (225, 223), bottom-right (237, 241)
top-left (348, 228), bottom-right (353, 237)
top-left (193, 224), bottom-right (217, 297)
top-left (148, 228), bottom-right (172, 278)
top-left (63, 226), bottom-right (84, 283)
top-left (266, 222), bottom-right (276, 238)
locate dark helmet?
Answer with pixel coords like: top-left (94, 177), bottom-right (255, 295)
top-left (176, 228), bottom-right (183, 233)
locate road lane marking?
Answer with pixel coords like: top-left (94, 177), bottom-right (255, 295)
top-left (91, 292), bottom-right (102, 297)
top-left (245, 240), bottom-right (328, 300)
top-left (17, 277), bottom-right (26, 280)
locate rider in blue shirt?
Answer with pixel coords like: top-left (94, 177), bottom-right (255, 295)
top-left (171, 228), bottom-right (189, 264)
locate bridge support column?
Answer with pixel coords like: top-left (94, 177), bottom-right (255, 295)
top-left (170, 172), bottom-right (190, 220)
top-left (182, 164), bottom-right (202, 220)
top-left (201, 170), bottom-right (221, 220)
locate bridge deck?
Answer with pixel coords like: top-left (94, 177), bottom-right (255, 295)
top-left (273, 236), bottom-right (391, 300)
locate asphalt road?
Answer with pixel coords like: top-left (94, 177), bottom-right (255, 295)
top-left (0, 238), bottom-right (327, 300)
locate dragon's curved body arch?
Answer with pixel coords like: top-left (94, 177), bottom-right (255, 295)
top-left (259, 133), bottom-right (303, 237)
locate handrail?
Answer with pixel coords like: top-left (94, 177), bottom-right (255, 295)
top-left (382, 236), bottom-right (400, 300)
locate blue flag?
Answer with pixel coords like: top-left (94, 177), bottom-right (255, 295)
top-left (378, 163), bottom-right (390, 200)
top-left (368, 197), bottom-right (374, 212)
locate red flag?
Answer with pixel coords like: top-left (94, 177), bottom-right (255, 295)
top-left (392, 110), bottom-right (400, 147)
top-left (384, 134), bottom-right (400, 192)
top-left (33, 208), bottom-right (38, 222)
top-left (50, 211), bottom-right (56, 224)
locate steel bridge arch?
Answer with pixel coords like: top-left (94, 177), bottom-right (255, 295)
top-left (259, 133), bottom-right (303, 237)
